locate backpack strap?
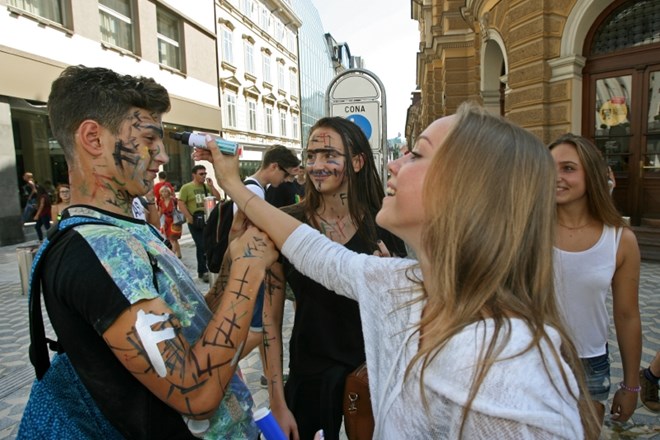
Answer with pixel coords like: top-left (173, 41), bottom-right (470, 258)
top-left (29, 216), bottom-right (118, 379)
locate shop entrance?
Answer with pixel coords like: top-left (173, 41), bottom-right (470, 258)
top-left (583, 0), bottom-right (660, 227)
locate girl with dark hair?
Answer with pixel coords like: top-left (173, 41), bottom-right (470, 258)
top-left (550, 134), bottom-right (641, 431)
top-left (261, 117), bottom-right (405, 440)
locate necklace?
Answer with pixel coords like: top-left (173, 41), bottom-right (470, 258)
top-left (558, 221), bottom-right (591, 230)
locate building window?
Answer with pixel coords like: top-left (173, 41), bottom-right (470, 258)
top-left (262, 54), bottom-right (271, 83)
top-left (157, 8), bottom-right (181, 70)
top-left (259, 6), bottom-right (270, 32)
top-left (278, 63), bottom-right (285, 90)
top-left (265, 106), bottom-right (273, 134)
top-left (247, 101), bottom-right (257, 131)
top-left (591, 0), bottom-right (660, 56)
top-left (9, 0), bottom-right (63, 24)
top-left (222, 27), bottom-right (234, 64)
top-left (225, 94), bottom-right (237, 127)
top-left (99, 0), bottom-right (134, 52)
top-left (275, 20), bottom-right (284, 42)
top-left (280, 110), bottom-right (287, 137)
top-left (292, 114), bottom-right (299, 139)
top-left (244, 41), bottom-right (254, 74)
top-left (289, 70), bottom-right (298, 97)
top-left (286, 29), bottom-right (296, 53)
top-left (241, 0), bottom-right (255, 20)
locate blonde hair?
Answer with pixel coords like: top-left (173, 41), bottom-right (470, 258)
top-left (411, 102), bottom-right (599, 438)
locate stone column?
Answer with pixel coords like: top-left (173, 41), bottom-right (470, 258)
top-left (0, 101), bottom-right (24, 245)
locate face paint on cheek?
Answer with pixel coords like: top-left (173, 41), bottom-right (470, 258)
top-left (135, 310), bottom-right (176, 377)
top-left (113, 139), bottom-right (140, 170)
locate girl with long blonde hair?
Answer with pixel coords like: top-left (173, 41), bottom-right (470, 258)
top-left (199, 102), bottom-right (600, 439)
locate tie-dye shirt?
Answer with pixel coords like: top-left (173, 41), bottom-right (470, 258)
top-left (41, 206), bottom-right (257, 439)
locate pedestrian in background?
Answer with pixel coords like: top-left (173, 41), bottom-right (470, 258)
top-left (200, 102), bottom-right (600, 439)
top-left (32, 184), bottom-right (51, 242)
top-left (550, 133), bottom-right (641, 431)
top-left (50, 183), bottom-right (71, 226)
top-left (265, 166), bottom-right (306, 208)
top-left (177, 165), bottom-right (222, 282)
top-left (158, 184), bottom-right (182, 258)
top-left (21, 171), bottom-right (38, 224)
top-left (153, 170), bottom-right (174, 206)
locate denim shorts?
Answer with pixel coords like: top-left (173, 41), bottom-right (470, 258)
top-left (581, 348), bottom-right (611, 402)
top-left (249, 284), bottom-right (265, 332)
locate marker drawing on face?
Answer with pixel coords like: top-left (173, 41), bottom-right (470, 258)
top-left (141, 123), bottom-right (165, 139)
top-left (135, 310), bottom-right (176, 377)
top-left (310, 133), bottom-right (334, 146)
top-left (113, 139), bottom-right (141, 169)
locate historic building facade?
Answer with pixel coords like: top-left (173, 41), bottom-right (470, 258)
top-left (408, 0), bottom-right (660, 258)
top-left (216, 0), bottom-right (302, 175)
top-left (0, 0), bottom-right (225, 244)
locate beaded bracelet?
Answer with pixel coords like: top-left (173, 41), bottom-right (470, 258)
top-left (619, 382), bottom-right (641, 393)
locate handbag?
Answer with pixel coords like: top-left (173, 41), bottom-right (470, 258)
top-left (192, 211), bottom-right (206, 229)
top-left (343, 362), bottom-right (374, 440)
top-left (172, 207), bottom-right (185, 226)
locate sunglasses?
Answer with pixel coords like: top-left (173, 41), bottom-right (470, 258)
top-left (278, 165), bottom-right (291, 178)
top-left (197, 172), bottom-right (207, 176)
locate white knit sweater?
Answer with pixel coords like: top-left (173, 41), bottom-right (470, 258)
top-left (282, 224), bottom-right (584, 439)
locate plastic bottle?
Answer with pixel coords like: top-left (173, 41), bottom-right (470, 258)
top-left (253, 407), bottom-right (287, 440)
top-left (169, 131), bottom-right (240, 155)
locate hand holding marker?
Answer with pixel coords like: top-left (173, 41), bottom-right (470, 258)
top-left (170, 131), bottom-right (240, 156)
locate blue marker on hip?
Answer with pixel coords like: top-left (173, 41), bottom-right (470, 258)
top-left (169, 131), bottom-right (240, 155)
top-left (253, 407), bottom-right (287, 440)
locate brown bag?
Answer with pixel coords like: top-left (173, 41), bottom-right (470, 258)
top-left (343, 362), bottom-right (374, 440)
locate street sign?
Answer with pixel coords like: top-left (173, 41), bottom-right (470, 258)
top-left (326, 68), bottom-right (387, 187)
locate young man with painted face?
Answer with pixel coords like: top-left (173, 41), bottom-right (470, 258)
top-left (18, 66), bottom-right (277, 439)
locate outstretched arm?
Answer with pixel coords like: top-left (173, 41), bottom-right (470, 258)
top-left (103, 227), bottom-right (278, 419)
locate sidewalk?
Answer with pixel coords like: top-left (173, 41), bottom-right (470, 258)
top-left (2, 228), bottom-right (660, 438)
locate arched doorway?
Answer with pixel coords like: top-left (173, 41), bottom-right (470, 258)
top-left (481, 35), bottom-right (507, 116)
top-left (582, 0), bottom-right (660, 228)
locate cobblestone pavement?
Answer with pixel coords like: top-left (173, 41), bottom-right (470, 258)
top-left (1, 229), bottom-right (660, 439)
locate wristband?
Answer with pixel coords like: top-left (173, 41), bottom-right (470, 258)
top-left (619, 382), bottom-right (641, 393)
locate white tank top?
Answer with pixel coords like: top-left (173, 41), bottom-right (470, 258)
top-left (553, 225), bottom-right (622, 358)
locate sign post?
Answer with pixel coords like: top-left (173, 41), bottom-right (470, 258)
top-left (326, 68), bottom-right (387, 188)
